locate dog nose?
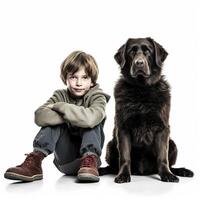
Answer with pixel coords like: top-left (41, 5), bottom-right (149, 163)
top-left (135, 58), bottom-right (145, 67)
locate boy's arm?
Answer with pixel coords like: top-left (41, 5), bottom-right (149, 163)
top-left (51, 95), bottom-right (107, 128)
top-left (34, 91), bottom-right (65, 127)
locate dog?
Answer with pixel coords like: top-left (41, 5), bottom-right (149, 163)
top-left (99, 37), bottom-right (194, 183)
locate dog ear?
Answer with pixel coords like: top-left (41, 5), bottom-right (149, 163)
top-left (114, 39), bottom-right (130, 68)
top-left (147, 37), bottom-right (168, 67)
top-left (114, 44), bottom-right (126, 68)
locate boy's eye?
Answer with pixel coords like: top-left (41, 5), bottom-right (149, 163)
top-left (70, 76), bottom-right (76, 79)
top-left (83, 76), bottom-right (88, 79)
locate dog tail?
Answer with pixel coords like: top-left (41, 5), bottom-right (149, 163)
top-left (98, 166), bottom-right (115, 176)
top-left (170, 167), bottom-right (194, 177)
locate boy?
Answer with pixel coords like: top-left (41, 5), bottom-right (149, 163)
top-left (4, 51), bottom-right (110, 183)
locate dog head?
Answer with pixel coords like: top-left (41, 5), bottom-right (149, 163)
top-left (114, 37), bottom-right (168, 85)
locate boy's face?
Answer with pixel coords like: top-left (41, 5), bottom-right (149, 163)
top-left (66, 68), bottom-right (94, 97)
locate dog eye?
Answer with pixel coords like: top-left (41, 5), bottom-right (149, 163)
top-left (127, 49), bottom-right (135, 56)
top-left (128, 46), bottom-right (138, 55)
top-left (142, 45), bottom-right (152, 55)
top-left (128, 48), bottom-right (137, 55)
top-left (129, 49), bottom-right (135, 54)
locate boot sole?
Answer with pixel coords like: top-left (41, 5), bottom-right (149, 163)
top-left (77, 173), bottom-right (100, 182)
top-left (4, 172), bottom-right (43, 182)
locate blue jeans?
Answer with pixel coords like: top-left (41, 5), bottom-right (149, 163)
top-left (33, 123), bottom-right (104, 175)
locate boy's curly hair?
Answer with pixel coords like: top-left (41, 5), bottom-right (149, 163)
top-left (60, 51), bottom-right (99, 85)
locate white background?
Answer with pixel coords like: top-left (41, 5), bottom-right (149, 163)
top-left (0, 0), bottom-right (199, 199)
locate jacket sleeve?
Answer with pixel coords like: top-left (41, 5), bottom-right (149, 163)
top-left (34, 91), bottom-right (65, 127)
top-left (51, 95), bottom-right (107, 128)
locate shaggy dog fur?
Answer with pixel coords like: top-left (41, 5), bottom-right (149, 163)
top-left (99, 37), bottom-right (194, 183)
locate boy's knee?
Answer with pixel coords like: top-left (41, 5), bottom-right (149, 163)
top-left (41, 124), bottom-right (65, 132)
top-left (91, 122), bottom-right (104, 131)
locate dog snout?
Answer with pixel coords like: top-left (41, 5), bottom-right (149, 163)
top-left (131, 55), bottom-right (150, 77)
top-left (135, 58), bottom-right (145, 68)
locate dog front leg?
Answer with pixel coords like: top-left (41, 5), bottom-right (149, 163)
top-left (155, 128), bottom-right (179, 182)
top-left (115, 129), bottom-right (131, 183)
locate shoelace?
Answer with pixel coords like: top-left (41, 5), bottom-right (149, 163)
top-left (80, 155), bottom-right (97, 168)
top-left (20, 153), bottom-right (36, 167)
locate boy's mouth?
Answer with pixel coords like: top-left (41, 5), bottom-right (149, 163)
top-left (73, 88), bottom-right (84, 92)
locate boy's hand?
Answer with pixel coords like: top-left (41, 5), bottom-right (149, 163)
top-left (46, 104), bottom-right (54, 109)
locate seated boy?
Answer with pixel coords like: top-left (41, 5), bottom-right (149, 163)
top-left (4, 51), bottom-right (110, 183)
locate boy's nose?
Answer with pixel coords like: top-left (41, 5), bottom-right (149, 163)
top-left (76, 79), bottom-right (82, 86)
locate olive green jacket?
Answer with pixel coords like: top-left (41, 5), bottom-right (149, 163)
top-left (34, 84), bottom-right (110, 128)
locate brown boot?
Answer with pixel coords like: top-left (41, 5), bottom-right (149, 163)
top-left (4, 151), bottom-right (45, 182)
top-left (77, 154), bottom-right (99, 182)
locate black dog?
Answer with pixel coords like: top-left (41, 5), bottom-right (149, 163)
top-left (99, 37), bottom-right (194, 183)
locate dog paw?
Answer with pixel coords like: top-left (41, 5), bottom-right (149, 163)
top-left (161, 173), bottom-right (179, 182)
top-left (114, 174), bottom-right (131, 183)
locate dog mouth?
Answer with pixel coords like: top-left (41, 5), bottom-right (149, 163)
top-left (130, 68), bottom-right (150, 78)
top-left (135, 70), bottom-right (150, 77)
